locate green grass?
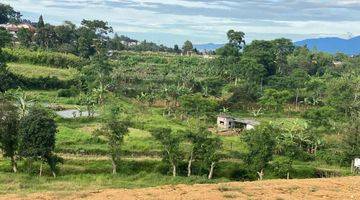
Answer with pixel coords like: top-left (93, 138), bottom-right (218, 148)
top-left (0, 157), bottom-right (223, 195)
top-left (25, 90), bottom-right (79, 105)
top-left (7, 62), bottom-right (78, 81)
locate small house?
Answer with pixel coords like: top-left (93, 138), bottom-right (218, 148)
top-left (355, 158), bottom-right (360, 169)
top-left (0, 23), bottom-right (36, 38)
top-left (217, 115), bottom-right (260, 131)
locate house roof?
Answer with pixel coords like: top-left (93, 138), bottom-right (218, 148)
top-left (0, 23), bottom-right (36, 33)
top-left (217, 114), bottom-right (260, 126)
top-left (234, 118), bottom-right (260, 126)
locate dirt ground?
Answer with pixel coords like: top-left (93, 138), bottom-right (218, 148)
top-left (2, 176), bottom-right (360, 200)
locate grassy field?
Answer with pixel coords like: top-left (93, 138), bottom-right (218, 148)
top-left (0, 59), bottom-right (352, 196)
top-left (7, 62), bottom-right (78, 81)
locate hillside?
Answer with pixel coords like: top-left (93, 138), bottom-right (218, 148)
top-left (2, 176), bottom-right (359, 200)
top-left (295, 36), bottom-right (360, 55)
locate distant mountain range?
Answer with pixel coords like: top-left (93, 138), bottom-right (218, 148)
top-left (294, 36), bottom-right (360, 55)
top-left (194, 36), bottom-right (360, 55)
top-left (193, 43), bottom-right (224, 52)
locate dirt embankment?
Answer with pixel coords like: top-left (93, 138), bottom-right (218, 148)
top-left (2, 176), bottom-right (360, 200)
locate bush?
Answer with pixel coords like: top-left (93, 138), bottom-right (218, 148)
top-left (3, 48), bottom-right (87, 69)
top-left (58, 86), bottom-right (79, 97)
top-left (271, 157), bottom-right (293, 178)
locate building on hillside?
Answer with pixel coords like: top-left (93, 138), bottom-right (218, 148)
top-left (217, 114), bottom-right (260, 131)
top-left (355, 158), bottom-right (360, 170)
top-left (0, 23), bottom-right (36, 38)
top-left (121, 39), bottom-right (139, 46)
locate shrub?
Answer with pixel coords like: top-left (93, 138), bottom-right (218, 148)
top-left (3, 48), bottom-right (87, 69)
top-left (58, 86), bottom-right (79, 97)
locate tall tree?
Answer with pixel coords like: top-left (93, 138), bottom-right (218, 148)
top-left (150, 128), bottom-right (183, 177)
top-left (227, 29), bottom-right (245, 50)
top-left (95, 116), bottom-right (130, 174)
top-left (199, 136), bottom-right (222, 179)
top-left (17, 28), bottom-right (33, 47)
top-left (344, 111), bottom-right (360, 173)
top-left (182, 40), bottom-right (193, 54)
top-left (19, 107), bottom-right (61, 177)
top-left (242, 124), bottom-right (277, 180)
top-left (0, 4), bottom-right (21, 24)
top-left (0, 27), bottom-right (14, 92)
top-left (184, 126), bottom-right (212, 177)
top-left (0, 97), bottom-right (20, 173)
top-left (37, 15), bottom-right (45, 28)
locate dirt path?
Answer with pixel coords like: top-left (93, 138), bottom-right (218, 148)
top-left (2, 176), bottom-right (360, 200)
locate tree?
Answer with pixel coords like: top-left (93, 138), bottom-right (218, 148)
top-left (82, 52), bottom-right (112, 103)
top-left (343, 111), bottom-right (360, 173)
top-left (37, 15), bottom-right (45, 28)
top-left (242, 124), bottom-right (276, 180)
top-left (174, 44), bottom-right (181, 54)
top-left (227, 30), bottom-right (245, 50)
top-left (0, 27), bottom-right (14, 92)
top-left (19, 107), bottom-right (61, 177)
top-left (0, 97), bottom-right (20, 173)
top-left (216, 43), bottom-right (240, 57)
top-left (81, 19), bottom-right (113, 36)
top-left (108, 34), bottom-right (125, 51)
top-left (289, 69), bottom-right (309, 108)
top-left (0, 28), bottom-right (12, 49)
top-left (259, 89), bottom-right (292, 111)
top-left (238, 57), bottom-right (266, 86)
top-left (94, 117), bottom-right (130, 174)
top-left (54, 21), bottom-right (77, 53)
top-left (182, 40), bottom-right (193, 54)
top-left (216, 30), bottom-right (245, 57)
top-left (179, 94), bottom-right (219, 117)
top-left (303, 106), bottom-right (336, 131)
top-left (243, 40), bottom-right (277, 76)
top-left (272, 38), bottom-right (295, 75)
top-left (36, 25), bottom-right (59, 49)
top-left (184, 126), bottom-right (211, 177)
top-left (0, 4), bottom-right (21, 24)
top-left (200, 136), bottom-right (222, 179)
top-left (17, 28), bottom-right (33, 47)
top-left (150, 128), bottom-right (183, 177)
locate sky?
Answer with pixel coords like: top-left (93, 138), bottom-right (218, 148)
top-left (3, 0), bottom-right (360, 46)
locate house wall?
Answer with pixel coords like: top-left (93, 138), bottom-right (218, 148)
top-left (355, 158), bottom-right (360, 168)
top-left (217, 117), bottom-right (235, 130)
top-left (245, 124), bottom-right (255, 130)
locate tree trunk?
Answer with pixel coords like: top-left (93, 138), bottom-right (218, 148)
top-left (11, 156), bottom-right (17, 173)
top-left (257, 169), bottom-right (264, 180)
top-left (172, 163), bottom-right (177, 177)
top-left (39, 162), bottom-right (43, 176)
top-left (187, 152), bottom-right (193, 177)
top-left (351, 159), bottom-right (354, 174)
top-left (52, 171), bottom-right (56, 178)
top-left (295, 88), bottom-right (299, 110)
top-left (287, 172), bottom-right (290, 180)
top-left (208, 162), bottom-right (216, 179)
top-left (111, 158), bottom-right (117, 175)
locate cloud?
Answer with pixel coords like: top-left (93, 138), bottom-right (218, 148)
top-left (2, 0), bottom-right (360, 45)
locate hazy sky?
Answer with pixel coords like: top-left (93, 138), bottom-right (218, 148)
top-left (3, 0), bottom-right (360, 46)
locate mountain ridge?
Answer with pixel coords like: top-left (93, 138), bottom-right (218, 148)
top-left (194, 36), bottom-right (360, 55)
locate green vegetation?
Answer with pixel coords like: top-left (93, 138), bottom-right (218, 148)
top-left (7, 63), bottom-right (78, 81)
top-left (0, 3), bottom-right (359, 196)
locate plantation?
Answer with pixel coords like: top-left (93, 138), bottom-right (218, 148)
top-left (0, 3), bottom-right (359, 197)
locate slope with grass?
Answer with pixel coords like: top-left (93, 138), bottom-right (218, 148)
top-left (7, 63), bottom-right (79, 81)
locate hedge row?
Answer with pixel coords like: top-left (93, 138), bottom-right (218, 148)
top-left (1, 69), bottom-right (74, 91)
top-left (3, 48), bottom-right (88, 69)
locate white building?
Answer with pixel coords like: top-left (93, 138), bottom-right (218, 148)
top-left (217, 115), bottom-right (260, 131)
